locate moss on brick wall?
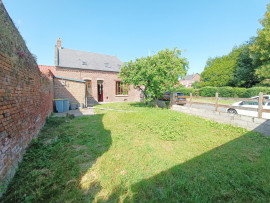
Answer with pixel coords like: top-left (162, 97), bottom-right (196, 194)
top-left (0, 1), bottom-right (54, 196)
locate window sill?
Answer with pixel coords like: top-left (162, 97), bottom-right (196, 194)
top-left (115, 95), bottom-right (129, 97)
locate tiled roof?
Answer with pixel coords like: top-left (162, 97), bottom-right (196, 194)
top-left (183, 75), bottom-right (194, 80)
top-left (181, 73), bottom-right (200, 80)
top-left (56, 48), bottom-right (122, 72)
top-left (38, 65), bottom-right (56, 76)
top-left (54, 76), bottom-right (86, 83)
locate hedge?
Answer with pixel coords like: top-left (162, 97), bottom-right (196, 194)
top-left (244, 87), bottom-right (270, 98)
top-left (174, 86), bottom-right (270, 98)
top-left (199, 87), bottom-right (218, 97)
top-left (172, 87), bottom-right (196, 96)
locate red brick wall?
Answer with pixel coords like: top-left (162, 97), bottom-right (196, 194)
top-left (0, 52), bottom-right (54, 191)
top-left (55, 67), bottom-right (141, 103)
top-left (180, 74), bottom-right (200, 88)
top-left (193, 74), bottom-right (200, 82)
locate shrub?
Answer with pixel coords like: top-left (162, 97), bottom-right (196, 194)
top-left (172, 87), bottom-right (195, 96)
top-left (171, 86), bottom-right (270, 98)
top-left (218, 86), bottom-right (234, 97)
top-left (191, 81), bottom-right (201, 89)
top-left (199, 86), bottom-right (218, 97)
top-left (233, 88), bottom-right (247, 98)
top-left (244, 87), bottom-right (270, 97)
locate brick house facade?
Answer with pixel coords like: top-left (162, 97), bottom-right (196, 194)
top-left (39, 39), bottom-right (142, 107)
top-left (179, 73), bottom-right (200, 88)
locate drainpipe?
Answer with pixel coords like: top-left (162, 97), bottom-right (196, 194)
top-left (85, 82), bottom-right (87, 108)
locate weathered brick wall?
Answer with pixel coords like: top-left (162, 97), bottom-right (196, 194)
top-left (0, 52), bottom-right (53, 193)
top-left (0, 2), bottom-right (54, 195)
top-left (55, 67), bottom-right (142, 103)
top-left (54, 78), bottom-right (86, 106)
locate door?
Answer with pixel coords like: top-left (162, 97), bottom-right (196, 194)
top-left (239, 101), bottom-right (258, 117)
top-left (97, 80), bottom-right (103, 102)
top-left (86, 81), bottom-right (92, 97)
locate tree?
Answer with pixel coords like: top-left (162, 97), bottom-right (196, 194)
top-left (250, 3), bottom-right (270, 82)
top-left (200, 47), bottom-right (241, 87)
top-left (119, 48), bottom-right (188, 103)
top-left (191, 81), bottom-right (201, 89)
top-left (233, 41), bottom-right (259, 88)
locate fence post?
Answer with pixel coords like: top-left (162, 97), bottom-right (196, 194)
top-left (190, 93), bottom-right (192, 107)
top-left (215, 92), bottom-right (219, 112)
top-left (258, 92), bottom-right (263, 118)
top-left (170, 92), bottom-right (177, 109)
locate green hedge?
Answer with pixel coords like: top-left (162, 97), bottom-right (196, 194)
top-left (174, 86), bottom-right (270, 98)
top-left (199, 87), bottom-right (218, 97)
top-left (244, 87), bottom-right (270, 98)
top-left (233, 88), bottom-right (247, 98)
top-left (172, 87), bottom-right (196, 96)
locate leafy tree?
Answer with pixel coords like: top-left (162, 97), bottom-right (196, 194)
top-left (233, 41), bottom-right (259, 88)
top-left (250, 3), bottom-right (270, 82)
top-left (119, 48), bottom-right (188, 104)
top-left (200, 47), bottom-right (241, 87)
top-left (191, 81), bottom-right (201, 89)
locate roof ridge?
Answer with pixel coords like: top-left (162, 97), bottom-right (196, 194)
top-left (59, 47), bottom-right (119, 59)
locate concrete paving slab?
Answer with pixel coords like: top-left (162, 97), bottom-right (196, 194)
top-left (53, 108), bottom-right (95, 117)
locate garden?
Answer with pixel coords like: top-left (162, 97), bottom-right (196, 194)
top-left (1, 102), bottom-right (270, 202)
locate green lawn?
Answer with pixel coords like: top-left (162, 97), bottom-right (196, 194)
top-left (2, 102), bottom-right (270, 202)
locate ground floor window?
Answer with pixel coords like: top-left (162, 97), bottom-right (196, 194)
top-left (116, 81), bottom-right (128, 95)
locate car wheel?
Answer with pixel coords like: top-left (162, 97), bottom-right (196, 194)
top-left (228, 108), bottom-right (237, 114)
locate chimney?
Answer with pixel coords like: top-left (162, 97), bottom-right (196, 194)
top-left (57, 38), bottom-right (61, 48)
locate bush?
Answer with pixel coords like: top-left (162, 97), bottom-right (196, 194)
top-left (172, 87), bottom-right (195, 96)
top-left (218, 86), bottom-right (235, 97)
top-left (218, 87), bottom-right (247, 98)
top-left (233, 88), bottom-right (247, 98)
top-left (171, 86), bottom-right (270, 98)
top-left (244, 87), bottom-right (270, 97)
top-left (191, 81), bottom-right (201, 89)
top-left (199, 86), bottom-right (218, 97)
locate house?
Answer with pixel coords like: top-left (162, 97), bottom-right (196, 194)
top-left (179, 73), bottom-right (200, 88)
top-left (39, 38), bottom-right (142, 107)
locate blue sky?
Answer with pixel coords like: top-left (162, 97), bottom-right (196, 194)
top-left (2, 0), bottom-right (269, 74)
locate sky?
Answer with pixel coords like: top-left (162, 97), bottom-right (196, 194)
top-left (2, 0), bottom-right (269, 74)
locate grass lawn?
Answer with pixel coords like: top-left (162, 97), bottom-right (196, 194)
top-left (1, 102), bottom-right (270, 202)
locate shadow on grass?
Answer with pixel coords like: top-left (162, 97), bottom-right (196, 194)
top-left (129, 101), bottom-right (170, 109)
top-left (2, 111), bottom-right (270, 202)
top-left (106, 122), bottom-right (270, 202)
top-left (1, 114), bottom-right (112, 202)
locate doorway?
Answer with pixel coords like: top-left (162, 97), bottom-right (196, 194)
top-left (86, 81), bottom-right (92, 97)
top-left (97, 80), bottom-right (103, 102)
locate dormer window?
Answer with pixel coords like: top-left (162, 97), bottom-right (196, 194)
top-left (117, 64), bottom-right (121, 69)
top-left (82, 61), bottom-right (87, 65)
top-left (104, 63), bottom-right (110, 67)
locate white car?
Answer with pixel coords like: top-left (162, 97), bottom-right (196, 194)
top-left (251, 95), bottom-right (270, 100)
top-left (227, 100), bottom-right (270, 119)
